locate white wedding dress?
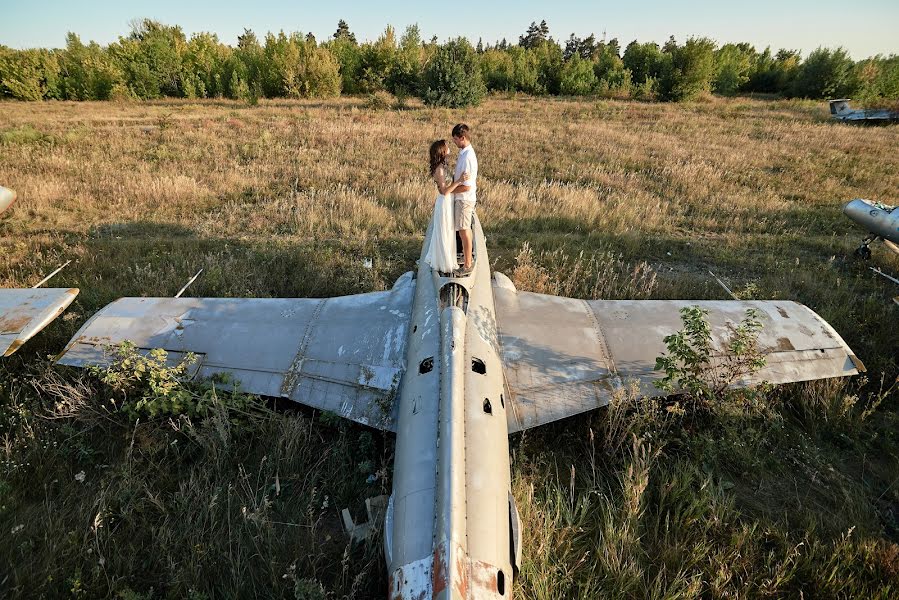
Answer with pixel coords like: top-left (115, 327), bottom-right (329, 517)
top-left (424, 167), bottom-right (457, 273)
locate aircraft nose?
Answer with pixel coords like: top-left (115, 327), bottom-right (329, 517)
top-left (842, 198), bottom-right (872, 222)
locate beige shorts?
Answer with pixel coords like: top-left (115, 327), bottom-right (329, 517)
top-left (454, 198), bottom-right (476, 231)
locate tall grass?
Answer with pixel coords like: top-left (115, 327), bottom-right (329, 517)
top-left (1, 96), bottom-right (898, 597)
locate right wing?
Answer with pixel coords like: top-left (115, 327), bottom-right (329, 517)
top-left (56, 274), bottom-right (415, 430)
top-left (1, 288), bottom-right (79, 357)
top-left (493, 280), bottom-right (863, 433)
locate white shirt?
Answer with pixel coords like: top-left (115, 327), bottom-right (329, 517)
top-left (453, 144), bottom-right (478, 204)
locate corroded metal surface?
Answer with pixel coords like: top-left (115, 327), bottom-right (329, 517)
top-left (0, 288), bottom-right (79, 356)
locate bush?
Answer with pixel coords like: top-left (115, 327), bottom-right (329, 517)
top-left (654, 305), bottom-right (766, 409)
top-left (420, 38), bottom-right (486, 108)
top-left (89, 341), bottom-right (255, 420)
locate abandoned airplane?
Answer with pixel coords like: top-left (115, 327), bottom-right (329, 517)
top-left (50, 212), bottom-right (863, 599)
top-left (829, 99), bottom-right (899, 124)
top-left (844, 198), bottom-right (899, 259)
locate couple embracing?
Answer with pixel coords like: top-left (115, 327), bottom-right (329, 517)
top-left (424, 123), bottom-right (478, 276)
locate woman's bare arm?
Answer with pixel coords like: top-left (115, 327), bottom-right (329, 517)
top-left (433, 167), bottom-right (469, 195)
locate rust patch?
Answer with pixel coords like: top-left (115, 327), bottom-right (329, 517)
top-left (470, 559), bottom-right (500, 596)
top-left (454, 548), bottom-right (470, 599)
top-left (432, 544), bottom-right (447, 595)
top-left (849, 355), bottom-right (867, 373)
top-left (774, 337), bottom-right (795, 352)
top-left (776, 306), bottom-right (790, 319)
top-left (3, 339), bottom-right (24, 357)
top-left (0, 311), bottom-right (31, 334)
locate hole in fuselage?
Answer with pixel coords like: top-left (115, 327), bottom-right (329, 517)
top-left (419, 357), bottom-right (433, 374)
top-left (472, 358), bottom-right (486, 374)
top-left (413, 325), bottom-right (417, 333)
top-left (439, 282), bottom-right (469, 312)
top-left (497, 570), bottom-right (505, 595)
top-left (483, 398), bottom-right (492, 414)
top-left (500, 393), bottom-right (504, 408)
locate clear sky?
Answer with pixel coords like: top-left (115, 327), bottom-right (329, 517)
top-left (1, 0), bottom-right (897, 59)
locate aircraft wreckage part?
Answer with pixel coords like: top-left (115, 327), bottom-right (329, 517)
top-left (0, 186), bottom-right (17, 215)
top-left (493, 291), bottom-right (863, 433)
top-left (843, 198), bottom-right (899, 244)
top-left (0, 288), bottom-right (79, 357)
top-left (56, 278), bottom-right (414, 430)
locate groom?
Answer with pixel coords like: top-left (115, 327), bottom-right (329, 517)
top-left (451, 123), bottom-right (478, 275)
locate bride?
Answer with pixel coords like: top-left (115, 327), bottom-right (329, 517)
top-left (424, 139), bottom-right (468, 273)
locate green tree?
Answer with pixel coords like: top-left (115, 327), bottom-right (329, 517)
top-left (519, 20), bottom-right (550, 49)
top-left (854, 55), bottom-right (899, 107)
top-left (623, 41), bottom-right (664, 85)
top-left (357, 26), bottom-right (397, 93)
top-left (333, 19), bottom-right (357, 44)
top-left (658, 37), bottom-right (716, 102)
top-left (182, 32), bottom-right (231, 98)
top-left (480, 48), bottom-right (515, 91)
top-left (531, 40), bottom-right (564, 95)
top-left (507, 46), bottom-right (541, 93)
top-left (58, 33), bottom-right (123, 100)
top-left (421, 37), bottom-right (486, 107)
top-left (791, 46), bottom-right (856, 98)
top-left (714, 43), bottom-right (753, 96)
top-left (560, 54), bottom-right (596, 95)
top-left (0, 47), bottom-right (61, 100)
top-left (386, 25), bottom-right (424, 99)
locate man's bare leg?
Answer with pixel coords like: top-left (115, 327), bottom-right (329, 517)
top-left (459, 229), bottom-right (473, 269)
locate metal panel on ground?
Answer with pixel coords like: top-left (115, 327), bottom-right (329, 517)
top-left (0, 288), bottom-right (79, 357)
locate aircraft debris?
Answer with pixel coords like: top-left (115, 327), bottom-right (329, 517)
top-left (830, 99), bottom-right (899, 124)
top-left (843, 198), bottom-right (899, 260)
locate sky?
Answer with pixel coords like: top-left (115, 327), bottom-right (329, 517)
top-left (1, 0), bottom-right (897, 59)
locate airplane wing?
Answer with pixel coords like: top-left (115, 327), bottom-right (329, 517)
top-left (56, 274), bottom-right (415, 430)
top-left (492, 278), bottom-right (863, 433)
top-left (1, 288), bottom-right (79, 357)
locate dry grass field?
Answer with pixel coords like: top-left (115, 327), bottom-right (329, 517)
top-left (1, 96), bottom-right (898, 598)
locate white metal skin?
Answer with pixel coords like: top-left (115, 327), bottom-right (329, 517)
top-left (389, 217), bottom-right (513, 600)
top-left (0, 186), bottom-right (16, 215)
top-left (843, 198), bottom-right (899, 245)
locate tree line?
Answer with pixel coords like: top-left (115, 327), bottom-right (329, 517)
top-left (1, 18), bottom-right (896, 107)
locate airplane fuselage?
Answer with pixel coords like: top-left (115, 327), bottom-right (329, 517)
top-left (387, 218), bottom-right (516, 599)
top-left (844, 198), bottom-right (899, 244)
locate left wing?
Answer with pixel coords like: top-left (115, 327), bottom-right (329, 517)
top-left (0, 288), bottom-right (79, 357)
top-left (56, 274), bottom-right (415, 430)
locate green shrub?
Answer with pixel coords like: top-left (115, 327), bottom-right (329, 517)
top-left (89, 341), bottom-right (254, 420)
top-left (654, 305), bottom-right (766, 408)
top-left (421, 38), bottom-right (486, 108)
